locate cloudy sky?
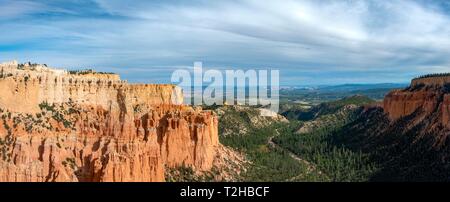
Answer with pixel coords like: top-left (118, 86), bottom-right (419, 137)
top-left (1, 0), bottom-right (450, 85)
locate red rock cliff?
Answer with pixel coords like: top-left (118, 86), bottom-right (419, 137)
top-left (0, 61), bottom-right (218, 182)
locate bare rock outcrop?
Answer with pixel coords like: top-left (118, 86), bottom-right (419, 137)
top-left (339, 75), bottom-right (450, 180)
top-left (0, 61), bottom-right (218, 182)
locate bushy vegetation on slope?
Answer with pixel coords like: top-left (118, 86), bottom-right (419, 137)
top-left (220, 123), bottom-right (327, 182)
top-left (273, 119), bottom-right (379, 182)
top-left (413, 72), bottom-right (450, 79)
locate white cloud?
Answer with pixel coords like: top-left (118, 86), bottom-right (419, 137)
top-left (0, 0), bottom-right (44, 18)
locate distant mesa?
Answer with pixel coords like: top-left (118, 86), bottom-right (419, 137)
top-left (413, 73), bottom-right (450, 80)
top-left (411, 73), bottom-right (450, 87)
top-left (383, 72), bottom-right (450, 127)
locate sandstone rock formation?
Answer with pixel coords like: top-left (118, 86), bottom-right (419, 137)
top-left (0, 61), bottom-right (218, 182)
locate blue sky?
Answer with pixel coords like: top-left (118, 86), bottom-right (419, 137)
top-left (1, 0), bottom-right (450, 85)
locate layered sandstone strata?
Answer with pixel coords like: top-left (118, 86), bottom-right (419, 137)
top-left (0, 61), bottom-right (218, 182)
top-left (383, 75), bottom-right (450, 129)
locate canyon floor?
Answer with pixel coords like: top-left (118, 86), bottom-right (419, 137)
top-left (195, 76), bottom-right (450, 182)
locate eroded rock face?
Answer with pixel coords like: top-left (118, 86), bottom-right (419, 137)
top-left (341, 76), bottom-right (450, 180)
top-left (0, 61), bottom-right (218, 182)
top-left (383, 76), bottom-right (450, 130)
top-left (411, 76), bottom-right (450, 87)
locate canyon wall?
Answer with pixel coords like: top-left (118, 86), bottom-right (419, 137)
top-left (411, 76), bottom-right (450, 87)
top-left (0, 61), bottom-right (218, 182)
top-left (383, 76), bottom-right (450, 129)
top-left (0, 61), bottom-right (183, 113)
